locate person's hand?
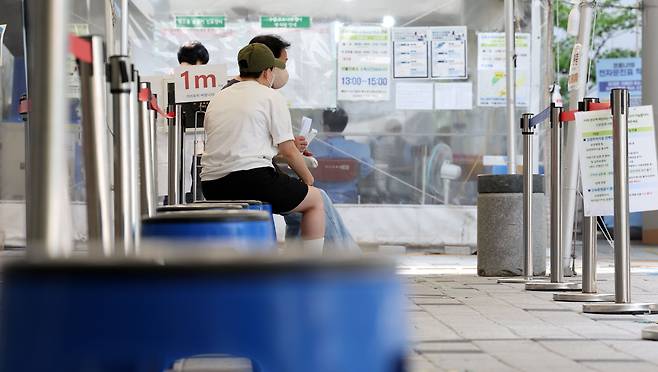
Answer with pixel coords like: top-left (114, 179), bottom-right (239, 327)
top-left (294, 136), bottom-right (308, 153)
top-left (302, 174), bottom-right (314, 186)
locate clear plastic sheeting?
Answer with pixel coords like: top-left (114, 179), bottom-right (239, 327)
top-left (133, 21), bottom-right (337, 109)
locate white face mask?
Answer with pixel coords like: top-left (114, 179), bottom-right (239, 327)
top-left (271, 67), bottom-right (289, 89)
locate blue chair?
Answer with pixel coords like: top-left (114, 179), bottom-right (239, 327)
top-left (142, 210), bottom-right (276, 252)
top-left (0, 258), bottom-right (407, 372)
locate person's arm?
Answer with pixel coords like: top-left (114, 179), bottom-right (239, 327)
top-left (278, 140), bottom-right (314, 185)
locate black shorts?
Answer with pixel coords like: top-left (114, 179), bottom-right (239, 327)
top-left (202, 167), bottom-right (309, 214)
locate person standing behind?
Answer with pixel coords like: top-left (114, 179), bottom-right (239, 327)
top-left (201, 43), bottom-right (325, 252)
top-left (177, 41), bottom-right (209, 202)
top-left (310, 108), bottom-right (374, 204)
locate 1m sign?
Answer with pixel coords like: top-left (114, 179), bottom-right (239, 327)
top-left (174, 64), bottom-right (227, 103)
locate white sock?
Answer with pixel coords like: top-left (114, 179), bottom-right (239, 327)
top-left (302, 238), bottom-right (324, 255)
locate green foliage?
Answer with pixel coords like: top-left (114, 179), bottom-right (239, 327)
top-left (554, 0), bottom-right (640, 100)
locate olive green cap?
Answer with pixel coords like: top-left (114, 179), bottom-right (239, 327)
top-left (237, 43), bottom-right (285, 73)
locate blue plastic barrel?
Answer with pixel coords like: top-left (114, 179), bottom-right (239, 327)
top-left (142, 210), bottom-right (275, 251)
top-left (0, 258), bottom-right (407, 372)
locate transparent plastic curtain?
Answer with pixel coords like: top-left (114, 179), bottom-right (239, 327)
top-left (124, 0), bottom-right (547, 206)
top-left (0, 0), bottom-right (112, 247)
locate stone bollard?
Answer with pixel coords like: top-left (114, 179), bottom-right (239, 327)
top-left (477, 174), bottom-right (546, 277)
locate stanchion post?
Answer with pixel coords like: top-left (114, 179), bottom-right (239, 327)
top-left (23, 0), bottom-right (73, 258)
top-left (139, 82), bottom-right (157, 218)
top-left (78, 35), bottom-right (114, 256)
top-left (498, 113), bottom-right (548, 284)
top-left (109, 55), bottom-right (134, 255)
top-left (554, 97), bottom-right (615, 302)
top-left (583, 88), bottom-right (657, 314)
top-left (129, 66), bottom-right (141, 252)
top-left (167, 83), bottom-right (182, 205)
top-left (526, 104), bottom-right (581, 291)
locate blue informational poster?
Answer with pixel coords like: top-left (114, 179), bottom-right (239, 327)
top-left (596, 57), bottom-right (642, 106)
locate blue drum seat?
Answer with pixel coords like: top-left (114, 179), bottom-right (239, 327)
top-left (0, 258), bottom-right (407, 372)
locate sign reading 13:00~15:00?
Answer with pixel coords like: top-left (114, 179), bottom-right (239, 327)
top-left (340, 77), bottom-right (389, 86)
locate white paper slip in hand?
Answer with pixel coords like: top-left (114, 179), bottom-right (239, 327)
top-left (300, 116), bottom-right (312, 136)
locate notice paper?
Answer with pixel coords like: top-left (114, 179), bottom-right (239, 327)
top-left (476, 32), bottom-right (530, 107)
top-left (392, 27), bottom-right (429, 78)
top-left (395, 82), bottom-right (433, 110)
top-left (430, 26), bottom-right (467, 79)
top-left (434, 82), bottom-right (473, 110)
top-left (576, 105), bottom-right (658, 216)
top-left (337, 26), bottom-right (391, 101)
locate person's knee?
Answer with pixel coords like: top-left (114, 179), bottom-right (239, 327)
top-left (307, 186), bottom-right (324, 211)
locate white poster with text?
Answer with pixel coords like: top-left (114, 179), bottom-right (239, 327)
top-left (576, 105), bottom-right (658, 216)
top-left (430, 26), bottom-right (467, 79)
top-left (337, 26), bottom-right (391, 101)
top-left (477, 32), bottom-right (530, 107)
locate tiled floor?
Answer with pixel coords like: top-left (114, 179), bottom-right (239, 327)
top-left (400, 242), bottom-right (658, 371)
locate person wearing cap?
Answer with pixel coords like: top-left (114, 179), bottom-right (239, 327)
top-left (221, 35), bottom-right (360, 252)
top-left (201, 43), bottom-right (325, 252)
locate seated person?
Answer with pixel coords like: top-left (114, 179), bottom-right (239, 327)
top-left (224, 34), bottom-right (359, 251)
top-left (201, 43), bottom-right (325, 252)
top-left (309, 108), bottom-right (374, 203)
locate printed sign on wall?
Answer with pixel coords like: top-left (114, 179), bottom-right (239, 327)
top-left (430, 26), bottom-right (467, 79)
top-left (596, 57), bottom-right (642, 106)
top-left (476, 32), bottom-right (530, 107)
top-left (392, 27), bottom-right (428, 78)
top-left (337, 26), bottom-right (391, 101)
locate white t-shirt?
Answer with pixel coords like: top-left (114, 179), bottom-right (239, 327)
top-left (200, 80), bottom-right (294, 181)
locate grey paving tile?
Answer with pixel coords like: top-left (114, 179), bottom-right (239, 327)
top-left (538, 340), bottom-right (636, 361)
top-left (422, 352), bottom-right (519, 372)
top-left (580, 361), bottom-right (658, 372)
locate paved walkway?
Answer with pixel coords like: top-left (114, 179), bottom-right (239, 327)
top-left (401, 243), bottom-right (658, 372)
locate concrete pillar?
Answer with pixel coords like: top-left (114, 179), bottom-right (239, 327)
top-left (642, 0), bottom-right (658, 244)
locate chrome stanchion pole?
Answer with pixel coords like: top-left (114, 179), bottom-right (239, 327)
top-left (23, 0), bottom-right (73, 258)
top-left (526, 104), bottom-right (581, 291)
top-left (499, 113), bottom-right (548, 284)
top-left (583, 89), bottom-right (656, 314)
top-left (108, 55), bottom-right (133, 255)
top-left (167, 83), bottom-right (182, 205)
top-left (139, 82), bottom-right (157, 218)
top-left (555, 97), bottom-right (614, 302)
top-left (129, 67), bottom-right (141, 251)
top-left (149, 94), bottom-right (159, 196)
top-left (78, 35), bottom-right (114, 256)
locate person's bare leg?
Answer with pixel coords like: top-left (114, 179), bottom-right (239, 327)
top-left (291, 186), bottom-right (325, 240)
